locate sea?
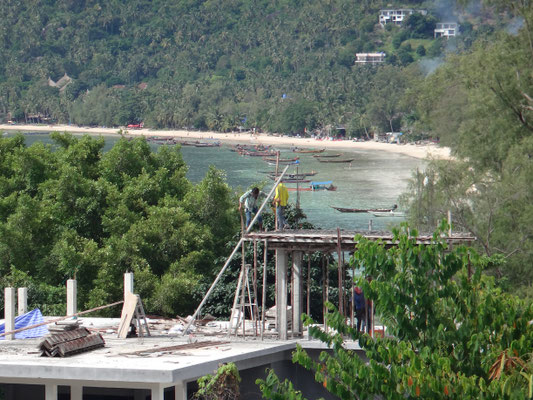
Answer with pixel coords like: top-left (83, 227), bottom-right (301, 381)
top-left (3, 132), bottom-right (424, 231)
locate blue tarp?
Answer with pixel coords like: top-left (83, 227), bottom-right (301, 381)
top-left (310, 181), bottom-right (333, 186)
top-left (0, 308), bottom-right (48, 339)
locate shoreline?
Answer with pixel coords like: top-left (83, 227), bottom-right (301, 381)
top-left (0, 124), bottom-right (451, 160)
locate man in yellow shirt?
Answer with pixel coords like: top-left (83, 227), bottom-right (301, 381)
top-left (273, 182), bottom-right (289, 230)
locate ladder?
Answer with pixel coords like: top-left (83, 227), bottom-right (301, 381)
top-left (230, 264), bottom-right (258, 336)
top-left (117, 293), bottom-right (151, 338)
top-left (134, 296), bottom-right (151, 337)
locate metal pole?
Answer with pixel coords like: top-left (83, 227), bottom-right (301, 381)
top-left (183, 238), bottom-right (244, 336)
top-left (337, 228), bottom-right (344, 316)
top-left (307, 254), bottom-right (311, 317)
top-left (183, 165), bottom-right (291, 335)
top-left (253, 239), bottom-right (258, 336)
top-left (245, 164), bottom-right (291, 234)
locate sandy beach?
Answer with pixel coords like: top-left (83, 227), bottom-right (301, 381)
top-left (0, 124), bottom-right (451, 160)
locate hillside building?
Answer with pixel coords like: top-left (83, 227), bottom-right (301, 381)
top-left (434, 22), bottom-right (459, 38)
top-left (355, 52), bottom-right (386, 64)
top-left (47, 73), bottom-right (72, 93)
top-left (379, 9), bottom-right (427, 27)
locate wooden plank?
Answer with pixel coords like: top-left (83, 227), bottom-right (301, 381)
top-left (117, 292), bottom-right (139, 339)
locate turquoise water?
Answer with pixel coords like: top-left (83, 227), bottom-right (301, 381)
top-left (4, 132), bottom-right (423, 230)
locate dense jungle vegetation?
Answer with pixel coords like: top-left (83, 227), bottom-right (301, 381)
top-left (0, 0), bottom-right (500, 135)
top-left (0, 1), bottom-right (532, 318)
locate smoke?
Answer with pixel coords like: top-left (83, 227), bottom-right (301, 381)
top-left (506, 17), bottom-right (524, 35)
top-left (429, 0), bottom-right (458, 22)
top-left (418, 58), bottom-right (445, 76)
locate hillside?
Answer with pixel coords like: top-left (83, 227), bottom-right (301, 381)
top-left (0, 0), bottom-right (501, 136)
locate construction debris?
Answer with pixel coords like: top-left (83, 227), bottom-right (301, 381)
top-left (48, 319), bottom-right (81, 333)
top-left (119, 340), bottom-right (230, 356)
top-left (39, 328), bottom-right (105, 357)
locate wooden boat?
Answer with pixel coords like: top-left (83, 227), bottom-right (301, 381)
top-left (240, 150), bottom-right (277, 156)
top-left (263, 156), bottom-right (300, 163)
top-left (266, 170), bottom-right (318, 177)
top-left (268, 176), bottom-right (311, 183)
top-left (310, 181), bottom-right (336, 191)
top-left (331, 205), bottom-right (397, 213)
top-left (292, 148), bottom-right (325, 153)
top-left (315, 158), bottom-right (354, 163)
top-left (370, 211), bottom-right (406, 217)
top-left (313, 153), bottom-right (341, 158)
top-left (194, 141), bottom-right (221, 147)
top-left (287, 182), bottom-right (337, 192)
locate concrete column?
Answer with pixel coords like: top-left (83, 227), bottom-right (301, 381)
top-left (45, 384), bottom-right (58, 400)
top-left (124, 272), bottom-right (134, 299)
top-left (151, 384), bottom-right (164, 400)
top-left (17, 287), bottom-right (28, 315)
top-left (175, 383), bottom-right (187, 400)
top-left (275, 249), bottom-right (288, 340)
top-left (4, 287), bottom-right (15, 340)
top-left (292, 251), bottom-right (303, 335)
top-left (67, 279), bottom-right (77, 316)
top-left (70, 385), bottom-right (83, 400)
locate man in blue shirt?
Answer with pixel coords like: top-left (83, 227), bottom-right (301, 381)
top-left (239, 187), bottom-right (266, 231)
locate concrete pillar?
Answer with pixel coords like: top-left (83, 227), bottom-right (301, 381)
top-left (67, 279), bottom-right (77, 316)
top-left (151, 384), bottom-right (164, 400)
top-left (45, 384), bottom-right (58, 400)
top-left (292, 251), bottom-right (303, 335)
top-left (275, 249), bottom-right (288, 340)
top-left (175, 383), bottom-right (187, 400)
top-left (17, 287), bottom-right (28, 315)
top-left (124, 272), bottom-right (134, 299)
top-left (4, 287), bottom-right (15, 340)
top-left (70, 385), bottom-right (83, 400)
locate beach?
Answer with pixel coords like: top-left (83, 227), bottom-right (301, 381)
top-left (0, 124), bottom-right (451, 160)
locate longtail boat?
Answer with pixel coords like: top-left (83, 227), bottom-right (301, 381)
top-left (194, 141), bottom-right (221, 147)
top-left (370, 211), bottom-right (406, 217)
top-left (310, 181), bottom-right (336, 191)
top-left (268, 176), bottom-right (311, 183)
top-left (266, 171), bottom-right (318, 178)
top-left (287, 181), bottom-right (336, 192)
top-left (263, 156), bottom-right (300, 163)
top-left (240, 150), bottom-right (277, 156)
top-left (331, 205), bottom-right (398, 213)
top-left (292, 148), bottom-right (325, 153)
top-left (315, 158), bottom-right (354, 163)
top-left (313, 153), bottom-right (341, 158)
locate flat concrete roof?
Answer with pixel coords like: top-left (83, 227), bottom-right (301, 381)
top-left (0, 317), bottom-right (360, 389)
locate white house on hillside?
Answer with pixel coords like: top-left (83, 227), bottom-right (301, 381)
top-left (355, 52), bottom-right (386, 64)
top-left (379, 9), bottom-right (427, 27)
top-left (434, 22), bottom-right (459, 38)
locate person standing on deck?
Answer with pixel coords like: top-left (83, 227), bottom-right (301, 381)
top-left (353, 286), bottom-right (366, 333)
top-left (239, 187), bottom-right (266, 230)
top-left (273, 182), bottom-right (289, 230)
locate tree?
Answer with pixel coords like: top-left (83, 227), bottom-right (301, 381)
top-left (403, 13), bottom-right (437, 38)
top-left (258, 223), bottom-right (533, 399)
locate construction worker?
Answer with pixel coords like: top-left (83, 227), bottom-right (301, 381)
top-left (273, 182), bottom-right (289, 230)
top-left (239, 187), bottom-right (266, 230)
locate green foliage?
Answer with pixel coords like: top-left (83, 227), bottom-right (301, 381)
top-left (406, 11), bottom-right (533, 292)
top-left (256, 369), bottom-right (306, 400)
top-left (259, 223), bottom-right (533, 399)
top-left (0, 133), bottom-right (238, 317)
top-left (195, 363), bottom-right (241, 400)
top-left (0, 0), bottom-right (502, 133)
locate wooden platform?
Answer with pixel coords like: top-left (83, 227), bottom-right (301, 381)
top-left (244, 229), bottom-right (475, 252)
